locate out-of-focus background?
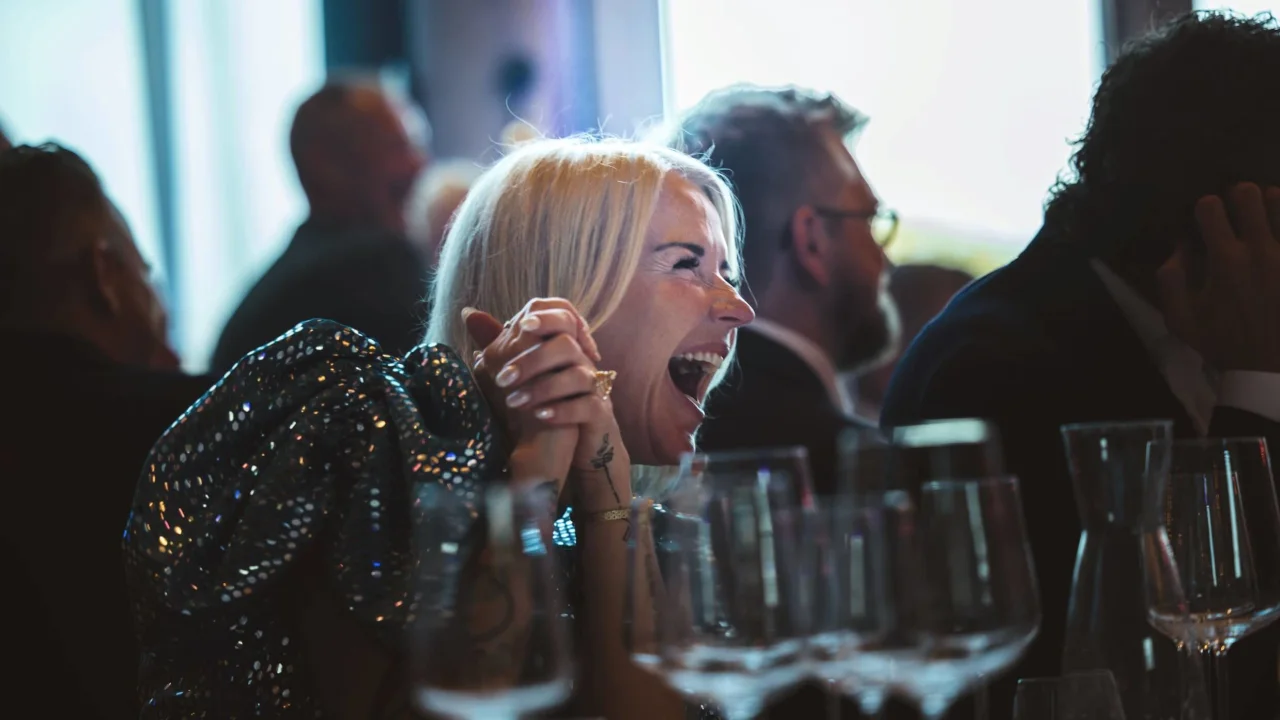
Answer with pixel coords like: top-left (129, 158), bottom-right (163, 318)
top-left (0, 0), bottom-right (1264, 371)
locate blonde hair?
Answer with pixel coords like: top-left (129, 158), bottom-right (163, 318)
top-left (426, 136), bottom-right (741, 361)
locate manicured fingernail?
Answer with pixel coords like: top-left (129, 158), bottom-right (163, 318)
top-left (461, 306), bottom-right (477, 321)
top-left (519, 315), bottom-right (541, 332)
top-left (535, 407), bottom-right (555, 420)
top-left (495, 365), bottom-right (520, 387)
top-left (506, 390), bottom-right (531, 408)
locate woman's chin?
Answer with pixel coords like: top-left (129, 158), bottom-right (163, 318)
top-left (644, 428), bottom-right (697, 466)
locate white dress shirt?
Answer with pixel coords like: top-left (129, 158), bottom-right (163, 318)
top-left (745, 318), bottom-right (856, 418)
top-left (1091, 259), bottom-right (1280, 434)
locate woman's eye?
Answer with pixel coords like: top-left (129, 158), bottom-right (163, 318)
top-left (673, 256), bottom-right (701, 271)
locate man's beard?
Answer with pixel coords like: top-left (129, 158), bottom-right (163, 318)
top-left (834, 288), bottom-right (901, 374)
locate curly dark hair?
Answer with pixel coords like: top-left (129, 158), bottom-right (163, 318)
top-left (1045, 11), bottom-right (1280, 277)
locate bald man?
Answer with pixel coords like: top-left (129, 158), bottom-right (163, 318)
top-left (0, 143), bottom-right (212, 718)
top-left (211, 79), bottom-right (431, 371)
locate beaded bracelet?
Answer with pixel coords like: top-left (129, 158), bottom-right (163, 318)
top-left (572, 507), bottom-right (629, 525)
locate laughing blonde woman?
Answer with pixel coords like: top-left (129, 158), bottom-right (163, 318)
top-left (125, 137), bottom-right (753, 719)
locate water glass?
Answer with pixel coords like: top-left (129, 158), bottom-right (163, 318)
top-left (412, 482), bottom-right (572, 720)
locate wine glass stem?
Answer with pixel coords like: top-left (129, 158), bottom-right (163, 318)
top-left (1208, 648), bottom-right (1230, 720)
top-left (921, 695), bottom-right (954, 720)
top-left (721, 697), bottom-right (763, 720)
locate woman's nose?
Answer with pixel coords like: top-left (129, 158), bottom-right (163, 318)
top-left (712, 287), bottom-right (755, 328)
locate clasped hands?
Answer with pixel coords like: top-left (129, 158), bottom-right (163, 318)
top-left (462, 298), bottom-right (630, 515)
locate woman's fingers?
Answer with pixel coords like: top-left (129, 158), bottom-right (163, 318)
top-left (523, 298), bottom-right (601, 362)
top-left (461, 306), bottom-right (505, 354)
top-left (525, 392), bottom-right (611, 425)
top-left (514, 308), bottom-right (583, 341)
top-left (505, 364), bottom-right (595, 410)
top-left (496, 333), bottom-right (586, 388)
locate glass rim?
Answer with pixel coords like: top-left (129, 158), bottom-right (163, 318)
top-left (1148, 436), bottom-right (1267, 449)
top-left (1060, 418), bottom-right (1173, 434)
top-left (680, 445), bottom-right (810, 466)
top-left (891, 416), bottom-right (999, 447)
top-left (921, 475), bottom-right (1020, 493)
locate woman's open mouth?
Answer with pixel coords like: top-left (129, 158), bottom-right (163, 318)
top-left (667, 351), bottom-right (725, 408)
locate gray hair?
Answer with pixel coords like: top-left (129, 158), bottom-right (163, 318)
top-left (654, 84), bottom-right (866, 296)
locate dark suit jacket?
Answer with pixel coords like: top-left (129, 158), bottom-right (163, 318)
top-left (699, 326), bottom-right (873, 496)
top-left (211, 220), bottom-right (428, 373)
top-left (0, 331), bottom-right (213, 718)
top-left (881, 231), bottom-right (1280, 720)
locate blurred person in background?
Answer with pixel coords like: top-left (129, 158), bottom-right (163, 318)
top-left (660, 84), bottom-right (900, 720)
top-left (883, 13), bottom-right (1280, 718)
top-left (405, 158), bottom-right (483, 265)
top-left (661, 85), bottom-right (899, 493)
top-left (851, 263), bottom-right (972, 423)
top-left (210, 78), bottom-right (431, 372)
top-left (0, 143), bottom-right (212, 718)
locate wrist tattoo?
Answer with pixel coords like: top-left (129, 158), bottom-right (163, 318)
top-left (590, 433), bottom-right (629, 540)
top-left (590, 433), bottom-right (621, 505)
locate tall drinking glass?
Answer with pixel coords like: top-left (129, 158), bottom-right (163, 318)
top-left (411, 482), bottom-right (573, 720)
top-left (1061, 420), bottom-right (1209, 720)
top-left (677, 446), bottom-right (816, 510)
top-left (1143, 438), bottom-right (1280, 720)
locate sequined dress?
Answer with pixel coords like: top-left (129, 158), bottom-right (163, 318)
top-left (124, 320), bottom-right (718, 718)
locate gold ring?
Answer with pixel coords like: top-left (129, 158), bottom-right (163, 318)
top-left (593, 370), bottom-right (617, 400)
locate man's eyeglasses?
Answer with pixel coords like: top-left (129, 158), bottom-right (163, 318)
top-left (813, 206), bottom-right (900, 249)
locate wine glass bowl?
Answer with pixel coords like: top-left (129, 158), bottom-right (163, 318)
top-left (626, 453), bottom-right (813, 720)
top-left (1143, 437), bottom-right (1280, 719)
top-left (807, 496), bottom-right (900, 715)
top-left (880, 477), bottom-right (1040, 718)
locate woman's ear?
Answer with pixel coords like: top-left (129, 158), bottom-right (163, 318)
top-left (787, 205), bottom-right (832, 288)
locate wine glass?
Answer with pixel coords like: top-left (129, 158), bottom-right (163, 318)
top-left (677, 445), bottom-right (816, 510)
top-left (1012, 670), bottom-right (1127, 720)
top-left (411, 481), bottom-right (573, 720)
top-left (625, 465), bottom-right (811, 720)
top-left (1143, 437), bottom-right (1280, 719)
top-left (808, 492), bottom-right (908, 718)
top-left (839, 418), bottom-right (1006, 717)
top-left (841, 418), bottom-right (1005, 495)
top-left (889, 477), bottom-right (1042, 719)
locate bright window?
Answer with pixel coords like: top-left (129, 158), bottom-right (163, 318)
top-left (662, 0), bottom-right (1104, 271)
top-left (1195, 2), bottom-right (1278, 14)
top-left (167, 0), bottom-right (325, 369)
top-left (0, 0), bottom-right (162, 269)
